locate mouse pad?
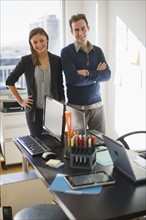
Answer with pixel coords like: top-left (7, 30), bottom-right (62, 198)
top-left (49, 173), bottom-right (102, 195)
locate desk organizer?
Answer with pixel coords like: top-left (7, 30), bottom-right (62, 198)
top-left (70, 146), bottom-right (96, 170)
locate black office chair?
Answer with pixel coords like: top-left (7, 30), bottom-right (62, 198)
top-left (13, 204), bottom-right (69, 220)
top-left (116, 130), bottom-right (146, 159)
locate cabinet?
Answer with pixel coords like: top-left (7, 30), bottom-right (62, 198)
top-left (0, 111), bottom-right (29, 167)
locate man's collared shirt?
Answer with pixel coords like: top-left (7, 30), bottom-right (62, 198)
top-left (74, 41), bottom-right (94, 53)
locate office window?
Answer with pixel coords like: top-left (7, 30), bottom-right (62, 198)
top-left (0, 0), bottom-right (62, 88)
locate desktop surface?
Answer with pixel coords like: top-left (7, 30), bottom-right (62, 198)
top-left (14, 136), bottom-right (146, 220)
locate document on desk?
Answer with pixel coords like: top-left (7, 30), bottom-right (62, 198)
top-left (49, 173), bottom-right (102, 195)
top-left (96, 150), bottom-right (113, 166)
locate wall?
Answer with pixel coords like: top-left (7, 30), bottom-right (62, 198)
top-left (63, 0), bottom-right (97, 45)
top-left (106, 0), bottom-right (145, 139)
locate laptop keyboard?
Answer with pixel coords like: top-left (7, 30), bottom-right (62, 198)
top-left (130, 160), bottom-right (146, 180)
top-left (17, 135), bottom-right (51, 156)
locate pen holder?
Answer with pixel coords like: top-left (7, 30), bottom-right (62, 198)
top-left (70, 146), bottom-right (96, 170)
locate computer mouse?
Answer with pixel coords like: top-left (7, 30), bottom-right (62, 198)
top-left (42, 151), bottom-right (57, 161)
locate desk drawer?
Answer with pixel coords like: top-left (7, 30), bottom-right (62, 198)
top-left (4, 140), bottom-right (22, 165)
top-left (2, 113), bottom-right (27, 126)
top-left (3, 126), bottom-right (29, 139)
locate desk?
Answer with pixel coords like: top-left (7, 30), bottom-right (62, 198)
top-left (14, 137), bottom-right (146, 220)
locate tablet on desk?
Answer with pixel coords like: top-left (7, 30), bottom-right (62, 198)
top-left (64, 171), bottom-right (116, 189)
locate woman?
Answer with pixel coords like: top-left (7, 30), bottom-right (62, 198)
top-left (6, 27), bottom-right (65, 137)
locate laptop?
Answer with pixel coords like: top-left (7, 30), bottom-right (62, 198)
top-left (102, 134), bottom-right (146, 183)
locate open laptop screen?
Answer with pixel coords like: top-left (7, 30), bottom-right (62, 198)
top-left (43, 96), bottom-right (64, 142)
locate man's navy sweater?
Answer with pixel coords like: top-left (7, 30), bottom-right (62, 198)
top-left (61, 43), bottom-right (111, 105)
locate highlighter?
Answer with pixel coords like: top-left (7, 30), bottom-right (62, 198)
top-left (65, 111), bottom-right (72, 136)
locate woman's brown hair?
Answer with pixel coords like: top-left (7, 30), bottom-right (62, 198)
top-left (29, 27), bottom-right (49, 65)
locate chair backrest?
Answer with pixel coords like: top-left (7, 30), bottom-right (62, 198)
top-left (116, 131), bottom-right (146, 151)
top-left (14, 204), bottom-right (69, 220)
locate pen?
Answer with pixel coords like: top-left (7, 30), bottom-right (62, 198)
top-left (64, 190), bottom-right (83, 194)
top-left (92, 135), bottom-right (96, 145)
top-left (79, 134), bottom-right (83, 147)
top-left (88, 135), bottom-right (92, 147)
top-left (83, 134), bottom-right (87, 147)
top-left (71, 136), bottom-right (75, 147)
top-left (75, 134), bottom-right (79, 147)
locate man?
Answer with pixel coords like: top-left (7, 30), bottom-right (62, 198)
top-left (61, 14), bottom-right (111, 133)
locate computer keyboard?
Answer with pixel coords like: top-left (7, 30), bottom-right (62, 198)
top-left (39, 134), bottom-right (63, 148)
top-left (16, 135), bottom-right (51, 156)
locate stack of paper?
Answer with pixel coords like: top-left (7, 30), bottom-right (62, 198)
top-left (46, 159), bottom-right (64, 168)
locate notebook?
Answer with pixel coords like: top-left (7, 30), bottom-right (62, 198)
top-left (102, 135), bottom-right (146, 183)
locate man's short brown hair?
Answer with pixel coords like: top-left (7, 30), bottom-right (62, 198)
top-left (69, 14), bottom-right (89, 29)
